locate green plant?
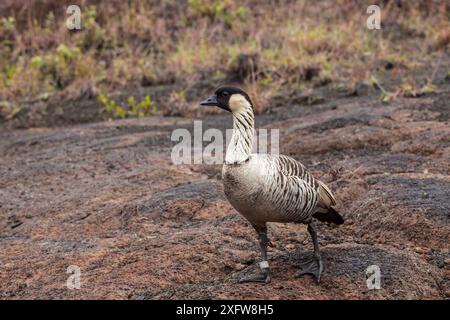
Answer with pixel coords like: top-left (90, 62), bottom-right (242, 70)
top-left (187, 0), bottom-right (246, 26)
top-left (371, 74), bottom-right (438, 102)
top-left (97, 94), bottom-right (126, 118)
top-left (0, 16), bottom-right (15, 31)
top-left (128, 95), bottom-right (155, 116)
top-left (98, 94), bottom-right (155, 118)
top-left (1, 65), bottom-right (15, 86)
top-left (0, 100), bottom-right (19, 120)
top-left (29, 44), bottom-right (83, 89)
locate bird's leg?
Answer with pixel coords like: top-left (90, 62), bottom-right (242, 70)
top-left (239, 223), bottom-right (271, 284)
top-left (296, 222), bottom-right (323, 283)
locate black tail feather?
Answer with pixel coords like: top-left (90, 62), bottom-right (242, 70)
top-left (313, 207), bottom-right (344, 225)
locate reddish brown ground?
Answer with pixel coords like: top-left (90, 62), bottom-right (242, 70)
top-left (0, 79), bottom-right (449, 299)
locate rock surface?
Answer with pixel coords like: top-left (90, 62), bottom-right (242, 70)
top-left (1, 84), bottom-right (449, 299)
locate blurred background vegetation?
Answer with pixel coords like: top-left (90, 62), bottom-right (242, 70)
top-left (0, 0), bottom-right (449, 125)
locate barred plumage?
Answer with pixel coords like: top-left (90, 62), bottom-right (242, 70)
top-left (223, 153), bottom-right (320, 224)
top-left (200, 86), bottom-right (344, 284)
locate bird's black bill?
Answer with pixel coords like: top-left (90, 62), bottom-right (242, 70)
top-left (200, 95), bottom-right (218, 106)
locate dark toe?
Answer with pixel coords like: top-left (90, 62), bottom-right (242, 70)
top-left (239, 272), bottom-right (271, 284)
top-left (296, 257), bottom-right (323, 283)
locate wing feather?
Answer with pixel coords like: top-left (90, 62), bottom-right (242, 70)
top-left (269, 154), bottom-right (343, 224)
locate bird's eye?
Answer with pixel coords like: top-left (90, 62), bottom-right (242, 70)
top-left (222, 91), bottom-right (229, 96)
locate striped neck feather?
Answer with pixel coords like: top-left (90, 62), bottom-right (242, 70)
top-left (225, 107), bottom-right (255, 164)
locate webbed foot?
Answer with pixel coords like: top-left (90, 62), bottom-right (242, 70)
top-left (295, 255), bottom-right (323, 283)
top-left (239, 270), bottom-right (271, 284)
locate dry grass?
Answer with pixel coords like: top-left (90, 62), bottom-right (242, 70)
top-left (0, 0), bottom-right (449, 117)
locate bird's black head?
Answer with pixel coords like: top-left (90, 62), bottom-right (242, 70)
top-left (200, 86), bottom-right (253, 113)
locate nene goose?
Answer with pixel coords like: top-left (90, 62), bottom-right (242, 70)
top-left (200, 86), bottom-right (344, 284)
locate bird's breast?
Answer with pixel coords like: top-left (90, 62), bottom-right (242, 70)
top-left (221, 157), bottom-right (273, 222)
top-left (222, 162), bottom-right (261, 200)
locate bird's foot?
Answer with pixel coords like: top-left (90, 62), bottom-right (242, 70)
top-left (239, 261), bottom-right (271, 284)
top-left (239, 270), bottom-right (271, 284)
top-left (295, 255), bottom-right (323, 284)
